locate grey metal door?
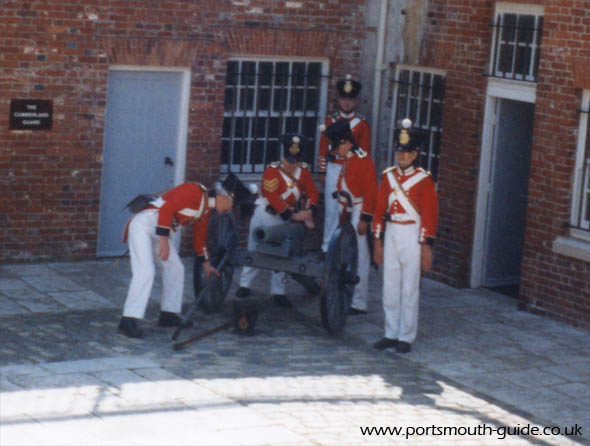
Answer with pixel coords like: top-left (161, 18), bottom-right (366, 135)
top-left (482, 98), bottom-right (534, 286)
top-left (98, 70), bottom-right (183, 257)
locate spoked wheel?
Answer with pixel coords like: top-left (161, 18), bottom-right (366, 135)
top-left (193, 211), bottom-right (237, 312)
top-left (320, 221), bottom-right (358, 334)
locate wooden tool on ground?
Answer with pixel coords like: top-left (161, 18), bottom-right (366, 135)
top-left (172, 300), bottom-right (260, 351)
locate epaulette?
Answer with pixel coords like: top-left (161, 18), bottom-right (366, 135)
top-left (354, 112), bottom-right (366, 120)
top-left (418, 167), bottom-right (432, 176)
top-left (382, 166), bottom-right (395, 175)
top-left (270, 161), bottom-right (280, 168)
top-left (354, 147), bottom-right (367, 158)
top-left (300, 162), bottom-right (309, 169)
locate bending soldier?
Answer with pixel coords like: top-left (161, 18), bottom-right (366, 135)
top-left (236, 134), bottom-right (319, 308)
top-left (372, 119), bottom-right (438, 353)
top-left (119, 174), bottom-right (253, 338)
top-left (321, 120), bottom-right (377, 315)
top-left (318, 75), bottom-right (371, 256)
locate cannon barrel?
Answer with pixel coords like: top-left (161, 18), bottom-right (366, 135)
top-left (253, 222), bottom-right (305, 244)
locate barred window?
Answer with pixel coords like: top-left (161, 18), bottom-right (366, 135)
top-left (388, 66), bottom-right (446, 181)
top-left (488, 8), bottom-right (543, 82)
top-left (571, 91), bottom-right (590, 238)
top-left (221, 58), bottom-right (329, 174)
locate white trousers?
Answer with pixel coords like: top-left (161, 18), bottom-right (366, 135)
top-left (123, 210), bottom-right (184, 319)
top-left (322, 162), bottom-right (342, 252)
top-left (340, 201), bottom-right (370, 311)
top-left (382, 220), bottom-right (421, 343)
top-left (239, 205), bottom-right (286, 295)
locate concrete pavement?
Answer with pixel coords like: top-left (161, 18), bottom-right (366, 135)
top-left (0, 257), bottom-right (588, 445)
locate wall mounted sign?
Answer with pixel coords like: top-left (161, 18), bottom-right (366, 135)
top-left (9, 99), bottom-right (53, 130)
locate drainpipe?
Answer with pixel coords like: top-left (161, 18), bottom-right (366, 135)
top-left (371, 0), bottom-right (389, 163)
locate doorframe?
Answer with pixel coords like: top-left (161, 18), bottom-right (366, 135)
top-left (108, 65), bottom-right (191, 187)
top-left (470, 78), bottom-right (537, 288)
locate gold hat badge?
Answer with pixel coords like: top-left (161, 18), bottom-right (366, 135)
top-left (343, 74), bottom-right (353, 93)
top-left (399, 118), bottom-right (412, 145)
top-left (289, 136), bottom-right (300, 155)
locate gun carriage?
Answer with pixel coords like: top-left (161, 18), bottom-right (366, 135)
top-left (172, 192), bottom-right (359, 340)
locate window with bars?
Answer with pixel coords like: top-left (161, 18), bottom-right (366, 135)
top-left (221, 59), bottom-right (328, 174)
top-left (571, 91), bottom-right (590, 238)
top-left (387, 66), bottom-right (446, 181)
top-left (488, 10), bottom-right (543, 82)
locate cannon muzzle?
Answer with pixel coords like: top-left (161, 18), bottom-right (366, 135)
top-left (253, 222), bottom-right (305, 244)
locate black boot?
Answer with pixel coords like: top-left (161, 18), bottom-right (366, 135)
top-left (273, 294), bottom-right (292, 308)
top-left (348, 307), bottom-right (368, 315)
top-left (373, 337), bottom-right (398, 350)
top-left (235, 287), bottom-right (251, 298)
top-left (118, 317), bottom-right (144, 338)
top-left (395, 341), bottom-right (412, 354)
top-left (157, 311), bottom-right (194, 328)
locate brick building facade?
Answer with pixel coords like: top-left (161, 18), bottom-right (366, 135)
top-left (2, 0), bottom-right (589, 329)
top-left (407, 0), bottom-right (590, 328)
top-left (1, 0), bottom-right (368, 258)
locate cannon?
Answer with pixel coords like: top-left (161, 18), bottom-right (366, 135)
top-left (172, 191), bottom-right (359, 341)
top-left (252, 222), bottom-right (306, 257)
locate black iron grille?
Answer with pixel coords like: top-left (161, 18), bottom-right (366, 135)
top-left (221, 60), bottom-right (327, 173)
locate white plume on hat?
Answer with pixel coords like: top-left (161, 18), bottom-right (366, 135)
top-left (402, 118), bottom-right (412, 129)
top-left (247, 183), bottom-right (258, 194)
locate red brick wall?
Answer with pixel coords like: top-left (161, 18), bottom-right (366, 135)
top-left (1, 0), bottom-right (368, 261)
top-left (520, 1), bottom-right (590, 328)
top-left (418, 0), bottom-right (495, 287)
top-left (419, 0), bottom-right (590, 328)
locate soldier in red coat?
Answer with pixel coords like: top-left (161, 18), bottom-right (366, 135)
top-left (318, 75), bottom-right (371, 255)
top-left (119, 173), bottom-right (253, 338)
top-left (321, 119), bottom-right (378, 314)
top-left (372, 119), bottom-right (438, 353)
top-left (236, 134), bottom-right (319, 308)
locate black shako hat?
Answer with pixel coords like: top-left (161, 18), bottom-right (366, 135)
top-left (336, 74), bottom-right (362, 98)
top-left (218, 172), bottom-right (258, 218)
top-left (393, 118), bottom-right (423, 152)
top-left (281, 134), bottom-right (305, 163)
top-left (321, 119), bottom-right (355, 147)
top-left (220, 172), bottom-right (253, 203)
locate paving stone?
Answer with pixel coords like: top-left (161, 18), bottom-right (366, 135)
top-left (48, 290), bottom-right (117, 311)
top-left (22, 274), bottom-right (86, 292)
top-left (0, 278), bottom-right (31, 291)
top-left (2, 288), bottom-right (67, 313)
top-left (0, 297), bottom-right (29, 315)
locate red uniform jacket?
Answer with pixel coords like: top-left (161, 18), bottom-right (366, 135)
top-left (318, 111), bottom-right (371, 172)
top-left (261, 162), bottom-right (319, 220)
top-left (336, 149), bottom-right (378, 222)
top-left (153, 183), bottom-right (212, 261)
top-left (372, 166), bottom-right (438, 243)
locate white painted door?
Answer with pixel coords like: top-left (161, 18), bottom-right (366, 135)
top-left (98, 70), bottom-right (185, 257)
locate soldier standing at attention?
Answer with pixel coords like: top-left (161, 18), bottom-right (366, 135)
top-left (372, 119), bottom-right (438, 354)
top-left (321, 120), bottom-right (377, 315)
top-left (118, 173), bottom-right (253, 339)
top-left (236, 134), bottom-right (319, 308)
top-left (318, 75), bottom-right (371, 257)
